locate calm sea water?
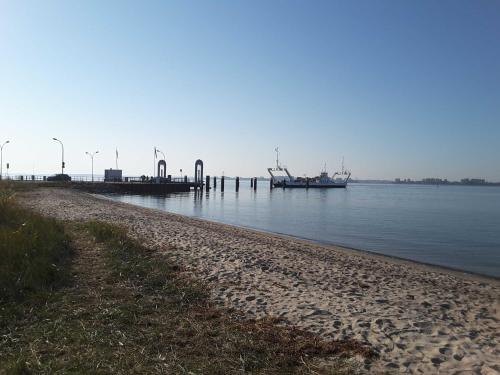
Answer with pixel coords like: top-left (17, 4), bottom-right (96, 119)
top-left (108, 182), bottom-right (500, 278)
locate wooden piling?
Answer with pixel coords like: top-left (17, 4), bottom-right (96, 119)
top-left (253, 177), bottom-right (257, 190)
top-left (206, 175), bottom-right (210, 192)
top-left (213, 176), bottom-right (217, 190)
top-left (236, 177), bottom-right (240, 192)
top-left (270, 178), bottom-right (273, 189)
top-left (221, 176), bottom-right (225, 192)
top-left (251, 178), bottom-right (253, 188)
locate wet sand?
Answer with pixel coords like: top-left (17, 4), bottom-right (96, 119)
top-left (20, 188), bottom-right (500, 374)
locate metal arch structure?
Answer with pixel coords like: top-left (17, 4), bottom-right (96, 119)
top-left (267, 146), bottom-right (293, 183)
top-left (194, 159), bottom-right (203, 188)
top-left (157, 160), bottom-right (167, 178)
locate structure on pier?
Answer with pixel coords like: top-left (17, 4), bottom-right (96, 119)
top-left (157, 160), bottom-right (167, 178)
top-left (104, 168), bottom-right (122, 182)
top-left (194, 159), bottom-right (203, 189)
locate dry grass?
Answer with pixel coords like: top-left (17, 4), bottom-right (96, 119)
top-left (0, 192), bottom-right (376, 374)
top-left (0, 186), bottom-right (71, 304)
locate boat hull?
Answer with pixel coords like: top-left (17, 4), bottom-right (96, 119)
top-left (273, 182), bottom-right (347, 189)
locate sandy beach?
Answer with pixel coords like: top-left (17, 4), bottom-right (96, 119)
top-left (20, 188), bottom-right (500, 374)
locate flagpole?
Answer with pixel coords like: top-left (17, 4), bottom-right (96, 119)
top-left (115, 149), bottom-right (118, 170)
top-left (153, 147), bottom-right (156, 177)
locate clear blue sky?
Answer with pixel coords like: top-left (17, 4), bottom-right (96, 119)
top-left (1, 0), bottom-right (499, 180)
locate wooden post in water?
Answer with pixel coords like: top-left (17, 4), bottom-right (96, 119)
top-left (253, 177), bottom-right (257, 190)
top-left (206, 175), bottom-right (210, 192)
top-left (221, 176), bottom-right (225, 192)
top-left (236, 177), bottom-right (240, 192)
top-left (213, 176), bottom-right (217, 190)
top-left (306, 177), bottom-right (310, 189)
top-left (270, 178), bottom-right (273, 189)
top-left (250, 178), bottom-right (254, 188)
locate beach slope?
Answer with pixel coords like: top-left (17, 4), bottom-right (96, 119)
top-left (20, 188), bottom-right (500, 374)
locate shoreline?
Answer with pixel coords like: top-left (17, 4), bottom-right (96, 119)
top-left (200, 218), bottom-right (500, 285)
top-left (272, 231), bottom-right (500, 285)
top-left (100, 192), bottom-right (500, 284)
top-left (20, 188), bottom-right (500, 374)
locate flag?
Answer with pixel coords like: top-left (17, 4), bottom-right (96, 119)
top-left (116, 149), bottom-right (118, 159)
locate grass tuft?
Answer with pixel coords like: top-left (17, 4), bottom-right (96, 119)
top-left (0, 188), bottom-right (71, 303)
top-left (85, 220), bottom-right (208, 307)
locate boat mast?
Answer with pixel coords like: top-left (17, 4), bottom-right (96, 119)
top-left (275, 147), bottom-right (280, 169)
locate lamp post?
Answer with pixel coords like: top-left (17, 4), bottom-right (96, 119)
top-left (157, 149), bottom-right (166, 161)
top-left (52, 138), bottom-right (65, 175)
top-left (0, 140), bottom-right (10, 180)
top-left (85, 151), bottom-right (99, 182)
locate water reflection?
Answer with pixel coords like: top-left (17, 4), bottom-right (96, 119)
top-left (108, 181), bottom-right (500, 277)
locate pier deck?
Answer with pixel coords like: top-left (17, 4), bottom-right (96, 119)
top-left (73, 181), bottom-right (199, 194)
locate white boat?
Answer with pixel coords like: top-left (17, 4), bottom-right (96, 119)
top-left (267, 148), bottom-right (351, 189)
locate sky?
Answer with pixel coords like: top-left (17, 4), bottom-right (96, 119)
top-left (1, 0), bottom-right (499, 181)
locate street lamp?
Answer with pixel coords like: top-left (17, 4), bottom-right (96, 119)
top-left (85, 151), bottom-right (99, 182)
top-left (52, 138), bottom-right (65, 175)
top-left (0, 140), bottom-right (10, 180)
top-left (157, 149), bottom-right (166, 161)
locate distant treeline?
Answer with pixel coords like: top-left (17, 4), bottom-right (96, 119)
top-left (392, 179), bottom-right (500, 186)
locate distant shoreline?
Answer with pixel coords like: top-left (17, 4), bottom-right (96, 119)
top-left (390, 181), bottom-right (500, 187)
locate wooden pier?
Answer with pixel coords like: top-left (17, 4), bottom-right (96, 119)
top-left (73, 181), bottom-right (198, 195)
top-left (7, 158), bottom-right (269, 196)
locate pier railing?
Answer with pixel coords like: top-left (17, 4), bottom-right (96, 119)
top-left (1, 175), bottom-right (192, 183)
